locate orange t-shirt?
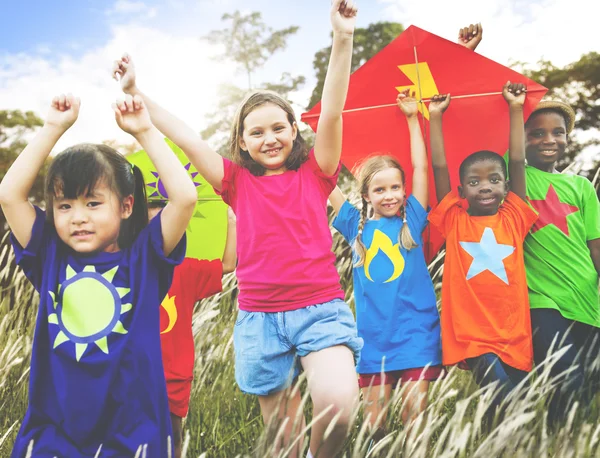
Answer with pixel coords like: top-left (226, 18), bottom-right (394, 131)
top-left (428, 192), bottom-right (538, 371)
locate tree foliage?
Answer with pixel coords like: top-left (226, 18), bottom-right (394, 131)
top-left (201, 11), bottom-right (304, 154)
top-left (307, 22), bottom-right (405, 109)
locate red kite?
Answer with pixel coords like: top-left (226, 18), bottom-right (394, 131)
top-left (302, 25), bottom-right (547, 262)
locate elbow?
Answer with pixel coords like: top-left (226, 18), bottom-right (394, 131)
top-left (222, 262), bottom-right (235, 275)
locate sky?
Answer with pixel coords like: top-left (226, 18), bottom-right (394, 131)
top-left (0, 0), bottom-right (597, 155)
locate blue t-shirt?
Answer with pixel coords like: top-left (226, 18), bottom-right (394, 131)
top-left (10, 207), bottom-right (185, 458)
top-left (333, 196), bottom-right (441, 374)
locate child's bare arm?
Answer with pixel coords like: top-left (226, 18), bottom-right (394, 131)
top-left (429, 94), bottom-right (452, 202)
top-left (0, 94), bottom-right (80, 247)
top-left (114, 95), bottom-right (197, 256)
top-left (397, 90), bottom-right (428, 208)
top-left (113, 54), bottom-right (224, 191)
top-left (328, 186), bottom-right (347, 215)
top-left (313, 0), bottom-right (357, 176)
top-left (503, 81), bottom-right (527, 200)
top-left (222, 207), bottom-right (237, 274)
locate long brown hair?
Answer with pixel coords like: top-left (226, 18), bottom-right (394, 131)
top-left (228, 90), bottom-right (309, 176)
top-left (352, 155), bottom-right (418, 267)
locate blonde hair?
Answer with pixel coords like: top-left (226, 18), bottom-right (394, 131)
top-left (228, 90), bottom-right (309, 176)
top-left (352, 155), bottom-right (418, 268)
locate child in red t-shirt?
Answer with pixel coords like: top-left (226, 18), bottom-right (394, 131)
top-left (148, 202), bottom-right (237, 458)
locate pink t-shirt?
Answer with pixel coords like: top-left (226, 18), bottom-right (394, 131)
top-left (217, 150), bottom-right (344, 312)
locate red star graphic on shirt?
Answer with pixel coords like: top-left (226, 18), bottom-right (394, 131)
top-left (529, 184), bottom-right (579, 236)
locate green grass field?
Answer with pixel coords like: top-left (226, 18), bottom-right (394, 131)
top-left (0, 213), bottom-right (599, 457)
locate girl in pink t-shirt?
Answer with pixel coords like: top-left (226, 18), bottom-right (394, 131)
top-left (112, 2), bottom-right (362, 457)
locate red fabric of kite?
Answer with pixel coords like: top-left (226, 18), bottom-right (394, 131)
top-left (302, 25), bottom-right (547, 262)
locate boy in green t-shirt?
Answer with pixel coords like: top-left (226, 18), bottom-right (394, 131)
top-left (523, 100), bottom-right (600, 425)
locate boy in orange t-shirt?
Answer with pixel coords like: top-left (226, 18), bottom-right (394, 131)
top-left (427, 83), bottom-right (538, 415)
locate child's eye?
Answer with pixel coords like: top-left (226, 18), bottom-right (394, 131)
top-left (490, 178), bottom-right (500, 184)
top-left (468, 180), bottom-right (478, 186)
top-left (87, 201), bottom-right (102, 207)
top-left (58, 204), bottom-right (70, 210)
top-left (251, 131), bottom-right (261, 136)
top-left (392, 185), bottom-right (400, 190)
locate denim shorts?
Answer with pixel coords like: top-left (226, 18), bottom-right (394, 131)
top-left (233, 298), bottom-right (364, 396)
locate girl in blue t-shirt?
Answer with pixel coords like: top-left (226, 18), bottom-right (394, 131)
top-left (330, 90), bottom-right (443, 439)
top-left (0, 93), bottom-right (197, 457)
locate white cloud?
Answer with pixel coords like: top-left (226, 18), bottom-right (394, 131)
top-left (378, 0), bottom-right (595, 68)
top-left (106, 0), bottom-right (158, 19)
top-left (0, 25), bottom-right (236, 154)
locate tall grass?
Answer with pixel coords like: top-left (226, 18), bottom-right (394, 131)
top-left (0, 169), bottom-right (598, 457)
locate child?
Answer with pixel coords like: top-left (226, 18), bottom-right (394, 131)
top-left (329, 90), bottom-right (442, 437)
top-left (427, 83), bottom-right (538, 418)
top-left (0, 94), bottom-right (198, 457)
top-left (113, 2), bottom-right (362, 457)
top-left (522, 100), bottom-right (600, 424)
top-left (148, 201), bottom-right (237, 458)
top-left (460, 27), bottom-right (600, 424)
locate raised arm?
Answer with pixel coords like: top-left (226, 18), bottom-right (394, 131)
top-left (429, 94), bottom-right (452, 202)
top-left (222, 207), bottom-right (237, 274)
top-left (313, 0), bottom-right (357, 176)
top-left (114, 95), bottom-right (197, 256)
top-left (112, 54), bottom-right (224, 191)
top-left (397, 90), bottom-right (428, 208)
top-left (328, 186), bottom-right (347, 215)
top-left (0, 94), bottom-right (80, 248)
top-left (502, 81), bottom-right (527, 200)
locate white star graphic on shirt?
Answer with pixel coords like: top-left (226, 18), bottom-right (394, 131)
top-left (459, 227), bottom-right (515, 284)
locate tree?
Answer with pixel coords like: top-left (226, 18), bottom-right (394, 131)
top-left (518, 52), bottom-right (600, 176)
top-left (201, 11), bottom-right (304, 154)
top-left (0, 110), bottom-right (45, 232)
top-left (307, 22), bottom-right (405, 109)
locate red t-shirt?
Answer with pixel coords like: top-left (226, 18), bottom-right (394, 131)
top-left (216, 151), bottom-right (344, 312)
top-left (428, 192), bottom-right (538, 371)
top-left (160, 258), bottom-right (222, 416)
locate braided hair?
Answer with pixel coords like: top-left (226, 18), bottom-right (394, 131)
top-left (352, 155), bottom-right (418, 268)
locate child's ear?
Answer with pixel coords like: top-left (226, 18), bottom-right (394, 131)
top-left (239, 137), bottom-right (247, 152)
top-left (504, 180), bottom-right (510, 196)
top-left (121, 195), bottom-right (134, 219)
top-left (363, 193), bottom-right (370, 204)
top-left (292, 121), bottom-right (298, 141)
top-left (457, 185), bottom-right (465, 199)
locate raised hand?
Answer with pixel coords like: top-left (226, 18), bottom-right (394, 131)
top-left (113, 94), bottom-right (153, 136)
top-left (429, 94), bottom-right (451, 116)
top-left (396, 89), bottom-right (418, 118)
top-left (458, 23), bottom-right (483, 51)
top-left (502, 81), bottom-right (526, 108)
top-left (112, 53), bottom-right (137, 94)
top-left (46, 94), bottom-right (81, 131)
top-left (331, 0), bottom-right (358, 36)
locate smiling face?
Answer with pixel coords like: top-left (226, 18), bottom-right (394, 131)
top-left (239, 103), bottom-right (298, 176)
top-left (459, 159), bottom-right (508, 216)
top-left (525, 111), bottom-right (568, 172)
top-left (365, 167), bottom-right (406, 219)
top-left (52, 181), bottom-right (133, 254)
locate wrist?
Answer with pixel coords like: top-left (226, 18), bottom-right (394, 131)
top-left (123, 85), bottom-right (141, 96)
top-left (509, 105), bottom-right (524, 114)
top-left (42, 123), bottom-right (70, 136)
top-left (133, 126), bottom-right (159, 144)
top-left (332, 30), bottom-right (354, 40)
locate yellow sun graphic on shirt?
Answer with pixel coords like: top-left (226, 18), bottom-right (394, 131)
top-left (48, 264), bottom-right (132, 361)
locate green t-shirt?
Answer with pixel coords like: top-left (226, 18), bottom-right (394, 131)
top-left (524, 165), bottom-right (600, 327)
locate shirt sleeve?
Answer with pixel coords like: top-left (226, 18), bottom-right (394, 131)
top-left (213, 158), bottom-right (240, 207)
top-left (10, 206), bottom-right (54, 291)
top-left (427, 192), bottom-right (462, 238)
top-left (500, 192), bottom-right (539, 240)
top-left (405, 195), bottom-right (429, 243)
top-left (332, 201), bottom-right (360, 244)
top-left (304, 149), bottom-right (341, 196)
top-left (580, 177), bottom-right (600, 241)
top-left (191, 259), bottom-right (224, 300)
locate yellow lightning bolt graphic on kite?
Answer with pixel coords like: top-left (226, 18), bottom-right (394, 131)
top-left (161, 294), bottom-right (178, 334)
top-left (364, 230), bottom-right (405, 283)
top-left (396, 62), bottom-right (439, 120)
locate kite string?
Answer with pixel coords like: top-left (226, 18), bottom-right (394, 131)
top-left (301, 90), bottom-right (547, 118)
